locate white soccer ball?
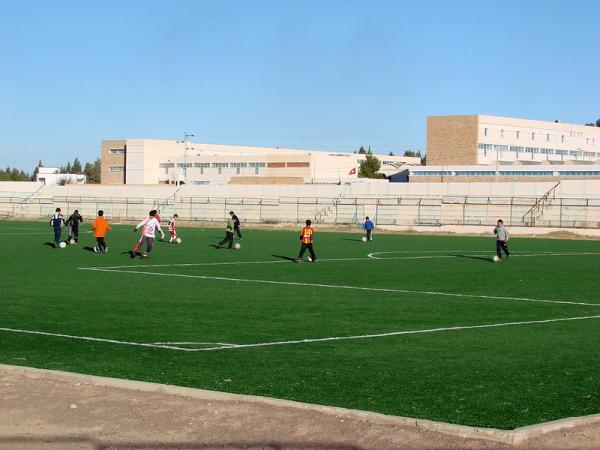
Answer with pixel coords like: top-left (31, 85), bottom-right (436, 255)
top-left (307, 256), bottom-right (312, 262)
top-left (59, 241), bottom-right (67, 248)
top-left (233, 242), bottom-right (241, 250)
top-left (492, 255), bottom-right (500, 262)
top-left (361, 236), bottom-right (367, 242)
top-left (175, 237), bottom-right (182, 244)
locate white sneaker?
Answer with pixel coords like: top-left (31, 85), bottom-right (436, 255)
top-left (93, 246), bottom-right (98, 253)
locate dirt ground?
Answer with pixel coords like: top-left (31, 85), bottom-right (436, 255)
top-left (1, 367), bottom-right (599, 450)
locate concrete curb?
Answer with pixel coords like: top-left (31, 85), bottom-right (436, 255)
top-left (3, 364), bottom-right (600, 445)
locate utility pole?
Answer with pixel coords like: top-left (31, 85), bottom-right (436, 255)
top-left (182, 132), bottom-right (194, 185)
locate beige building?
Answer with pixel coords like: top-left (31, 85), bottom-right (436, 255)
top-left (427, 115), bottom-right (600, 166)
top-left (100, 139), bottom-right (420, 185)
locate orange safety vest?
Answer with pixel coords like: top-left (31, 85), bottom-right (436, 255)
top-left (300, 226), bottom-right (314, 244)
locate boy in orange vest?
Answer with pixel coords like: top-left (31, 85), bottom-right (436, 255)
top-left (91, 210), bottom-right (112, 253)
top-left (296, 219), bottom-right (316, 263)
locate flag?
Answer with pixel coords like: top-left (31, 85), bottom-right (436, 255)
top-left (349, 167), bottom-right (356, 175)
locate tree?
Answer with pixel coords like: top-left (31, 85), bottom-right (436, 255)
top-left (357, 146), bottom-right (368, 154)
top-left (359, 153), bottom-right (386, 179)
top-left (403, 150), bottom-right (417, 157)
top-left (0, 166), bottom-right (30, 181)
top-left (72, 158), bottom-right (82, 173)
top-left (388, 151), bottom-right (395, 156)
top-left (597, 118), bottom-right (600, 127)
top-left (84, 158), bottom-right (101, 184)
top-left (31, 160), bottom-right (43, 181)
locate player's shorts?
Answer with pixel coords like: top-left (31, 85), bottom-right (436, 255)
top-left (139, 235), bottom-right (155, 251)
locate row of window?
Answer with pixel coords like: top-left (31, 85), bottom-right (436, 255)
top-left (482, 128), bottom-right (598, 145)
top-left (159, 161), bottom-right (309, 169)
top-left (479, 143), bottom-right (596, 158)
top-left (108, 149), bottom-right (125, 155)
top-left (412, 170), bottom-right (600, 177)
top-left (109, 166), bottom-right (124, 172)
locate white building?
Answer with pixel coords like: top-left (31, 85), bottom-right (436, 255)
top-left (101, 139), bottom-right (421, 185)
top-left (36, 167), bottom-right (86, 185)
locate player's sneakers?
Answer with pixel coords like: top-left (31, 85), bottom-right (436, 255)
top-left (93, 246), bottom-right (99, 253)
top-left (103, 246), bottom-right (108, 254)
top-left (295, 258), bottom-right (302, 263)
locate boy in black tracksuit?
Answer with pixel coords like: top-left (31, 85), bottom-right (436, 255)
top-left (66, 210), bottom-right (83, 244)
top-left (231, 211), bottom-right (242, 239)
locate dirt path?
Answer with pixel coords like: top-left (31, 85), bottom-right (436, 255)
top-left (1, 366), bottom-right (599, 450)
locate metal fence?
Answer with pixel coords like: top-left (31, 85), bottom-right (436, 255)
top-left (2, 193), bottom-right (600, 229)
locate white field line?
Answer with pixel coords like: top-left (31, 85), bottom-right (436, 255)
top-left (367, 251), bottom-right (600, 260)
top-left (2, 315), bottom-right (600, 352)
top-left (77, 251), bottom-right (600, 271)
top-left (79, 267), bottom-right (600, 308)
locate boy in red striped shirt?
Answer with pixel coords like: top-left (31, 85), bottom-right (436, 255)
top-left (296, 219), bottom-right (316, 263)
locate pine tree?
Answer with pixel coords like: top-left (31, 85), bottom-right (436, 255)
top-left (72, 158), bottom-right (82, 173)
top-left (359, 154), bottom-right (385, 179)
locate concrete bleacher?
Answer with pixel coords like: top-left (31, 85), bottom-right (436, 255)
top-left (0, 180), bottom-right (598, 229)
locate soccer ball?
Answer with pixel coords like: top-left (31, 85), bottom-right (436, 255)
top-left (233, 242), bottom-right (241, 250)
top-left (59, 241), bottom-right (67, 248)
top-left (492, 255), bottom-right (500, 262)
top-left (361, 236), bottom-right (367, 242)
top-left (307, 256), bottom-right (312, 262)
top-left (175, 237), bottom-right (182, 244)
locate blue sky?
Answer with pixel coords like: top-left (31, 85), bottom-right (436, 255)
top-left (1, 0), bottom-right (599, 171)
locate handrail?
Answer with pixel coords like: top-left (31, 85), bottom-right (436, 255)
top-left (521, 182), bottom-right (561, 224)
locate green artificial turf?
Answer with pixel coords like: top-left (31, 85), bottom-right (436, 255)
top-left (1, 219), bottom-right (599, 429)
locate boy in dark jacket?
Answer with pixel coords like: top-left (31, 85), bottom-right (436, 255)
top-left (66, 209), bottom-right (83, 244)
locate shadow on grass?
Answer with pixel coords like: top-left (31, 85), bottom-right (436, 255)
top-left (83, 246), bottom-right (97, 253)
top-left (452, 254), bottom-right (493, 262)
top-left (272, 254), bottom-right (297, 262)
top-left (341, 238), bottom-right (365, 242)
top-left (43, 242), bottom-right (56, 248)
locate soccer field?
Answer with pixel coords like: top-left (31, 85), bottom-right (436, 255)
top-left (1, 219), bottom-right (599, 429)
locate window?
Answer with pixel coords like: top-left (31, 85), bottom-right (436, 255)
top-left (525, 147), bottom-right (539, 153)
top-left (516, 131), bottom-right (520, 139)
top-left (109, 149), bottom-right (125, 154)
top-left (561, 135), bottom-right (565, 143)
top-left (286, 162), bottom-right (310, 167)
top-left (109, 166), bottom-right (124, 172)
top-left (531, 132), bottom-right (535, 140)
top-left (230, 162), bottom-right (247, 168)
top-left (192, 180), bottom-right (209, 185)
top-left (500, 129), bottom-right (504, 138)
top-left (546, 133), bottom-right (550, 142)
top-left (176, 163), bottom-right (192, 168)
top-left (193, 163), bottom-right (210, 168)
top-left (484, 128), bottom-right (488, 136)
top-left (159, 163), bottom-right (175, 168)
top-left (494, 144), bottom-right (508, 153)
top-left (212, 163), bottom-right (229, 168)
top-left (249, 162), bottom-right (266, 168)
top-left (509, 146), bottom-right (524, 153)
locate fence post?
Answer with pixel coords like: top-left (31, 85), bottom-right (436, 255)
top-left (559, 198), bottom-right (563, 228)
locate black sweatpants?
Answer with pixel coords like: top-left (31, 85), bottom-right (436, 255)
top-left (70, 225), bottom-right (80, 242)
top-left (496, 240), bottom-right (510, 259)
top-left (298, 243), bottom-right (316, 261)
top-left (96, 237), bottom-right (107, 252)
top-left (219, 231), bottom-right (234, 248)
top-left (234, 225), bottom-right (242, 239)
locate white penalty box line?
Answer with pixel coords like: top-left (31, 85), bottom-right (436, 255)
top-left (2, 314), bottom-right (600, 352)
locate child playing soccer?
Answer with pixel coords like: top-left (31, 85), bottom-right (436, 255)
top-left (66, 209), bottom-right (83, 244)
top-left (296, 219), bottom-right (316, 263)
top-left (131, 210), bottom-right (165, 258)
top-left (91, 210), bottom-right (111, 253)
top-left (217, 212), bottom-right (235, 249)
top-left (363, 216), bottom-right (374, 241)
top-left (493, 219), bottom-right (510, 260)
top-left (49, 208), bottom-right (66, 248)
top-left (168, 214), bottom-right (179, 243)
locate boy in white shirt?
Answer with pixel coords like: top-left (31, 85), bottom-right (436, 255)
top-left (131, 210), bottom-right (165, 258)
